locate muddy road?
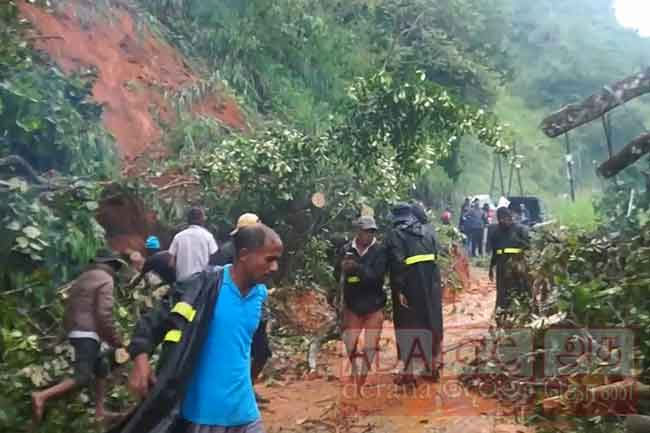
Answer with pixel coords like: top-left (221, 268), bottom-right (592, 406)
top-left (259, 270), bottom-right (533, 433)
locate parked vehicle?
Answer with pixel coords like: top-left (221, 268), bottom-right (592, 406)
top-left (507, 196), bottom-right (546, 226)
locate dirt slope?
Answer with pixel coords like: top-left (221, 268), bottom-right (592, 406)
top-left (19, 0), bottom-right (246, 162)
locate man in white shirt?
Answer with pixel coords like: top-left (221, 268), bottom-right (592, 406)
top-left (169, 207), bottom-right (219, 281)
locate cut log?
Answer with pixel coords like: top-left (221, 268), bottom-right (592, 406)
top-left (598, 132), bottom-right (650, 178)
top-left (541, 67), bottom-right (650, 137)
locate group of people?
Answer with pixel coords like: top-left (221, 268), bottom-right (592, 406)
top-left (459, 197), bottom-right (532, 258)
top-left (333, 202), bottom-right (443, 393)
top-left (459, 197), bottom-right (490, 257)
top-left (32, 207), bottom-right (280, 433)
top-left (30, 199), bottom-right (532, 433)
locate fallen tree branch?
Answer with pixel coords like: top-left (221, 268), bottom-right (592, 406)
top-left (597, 132), bottom-right (650, 178)
top-left (0, 155), bottom-right (47, 184)
top-left (27, 35), bottom-right (64, 41)
top-left (157, 179), bottom-right (199, 193)
top-left (541, 66), bottom-right (650, 137)
top-left (307, 319), bottom-right (340, 372)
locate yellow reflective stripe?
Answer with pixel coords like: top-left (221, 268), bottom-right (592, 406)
top-left (404, 254), bottom-right (436, 265)
top-left (496, 248), bottom-right (522, 255)
top-left (347, 276), bottom-right (361, 283)
top-left (164, 329), bottom-right (182, 343)
top-left (171, 302), bottom-right (196, 322)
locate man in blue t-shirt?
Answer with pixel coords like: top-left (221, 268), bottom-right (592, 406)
top-left (128, 224), bottom-right (283, 433)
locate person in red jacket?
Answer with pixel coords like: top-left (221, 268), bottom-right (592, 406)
top-left (31, 250), bottom-right (127, 424)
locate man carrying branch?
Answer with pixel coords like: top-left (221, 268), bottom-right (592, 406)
top-left (32, 250), bottom-right (127, 424)
top-left (113, 224), bottom-right (283, 433)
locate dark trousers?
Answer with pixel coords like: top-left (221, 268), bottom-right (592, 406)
top-left (69, 338), bottom-right (110, 386)
top-left (470, 228), bottom-right (483, 256)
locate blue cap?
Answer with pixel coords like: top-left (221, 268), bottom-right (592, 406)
top-left (145, 235), bottom-right (160, 250)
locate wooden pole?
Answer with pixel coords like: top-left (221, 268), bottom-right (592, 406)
top-left (489, 154), bottom-right (497, 198)
top-left (507, 156), bottom-right (514, 196)
top-left (602, 114), bottom-right (613, 158)
top-left (497, 155), bottom-right (505, 197)
top-left (565, 133), bottom-right (576, 202)
top-left (512, 142), bottom-right (524, 196)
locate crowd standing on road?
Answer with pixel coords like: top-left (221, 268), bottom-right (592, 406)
top-left (30, 198), bottom-right (533, 432)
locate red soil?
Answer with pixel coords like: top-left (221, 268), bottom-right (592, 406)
top-left (18, 1), bottom-right (248, 252)
top-left (18, 0), bottom-right (246, 162)
top-left (95, 185), bottom-right (171, 254)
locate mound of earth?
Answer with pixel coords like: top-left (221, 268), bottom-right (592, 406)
top-left (19, 0), bottom-right (246, 162)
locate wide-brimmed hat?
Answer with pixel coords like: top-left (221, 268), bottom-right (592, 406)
top-left (230, 212), bottom-right (261, 235)
top-left (94, 249), bottom-right (128, 267)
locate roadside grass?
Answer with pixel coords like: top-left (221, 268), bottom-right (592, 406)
top-left (544, 192), bottom-right (599, 230)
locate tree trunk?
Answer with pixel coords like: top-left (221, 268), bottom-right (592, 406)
top-left (597, 132), bottom-right (650, 178)
top-left (541, 67), bottom-right (650, 137)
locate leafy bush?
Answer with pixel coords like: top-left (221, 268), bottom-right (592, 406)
top-left (162, 70), bottom-right (508, 284)
top-left (0, 1), bottom-right (117, 177)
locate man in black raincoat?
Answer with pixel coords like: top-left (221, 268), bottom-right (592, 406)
top-left (111, 224), bottom-right (283, 433)
top-left (386, 203), bottom-right (443, 384)
top-left (488, 207), bottom-right (530, 324)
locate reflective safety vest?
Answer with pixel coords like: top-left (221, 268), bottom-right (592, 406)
top-left (496, 248), bottom-right (523, 255)
top-left (404, 253), bottom-right (437, 265)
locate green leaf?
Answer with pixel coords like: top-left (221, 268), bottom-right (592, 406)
top-left (118, 306), bottom-right (128, 318)
top-left (6, 220), bottom-right (21, 231)
top-left (15, 237), bottom-right (29, 249)
top-left (22, 226), bottom-right (41, 239)
top-left (85, 201), bottom-right (99, 211)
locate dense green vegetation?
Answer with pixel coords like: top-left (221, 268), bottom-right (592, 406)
top-left (3, 0), bottom-right (650, 432)
top-left (140, 0), bottom-right (650, 207)
top-left (0, 1), bottom-right (509, 430)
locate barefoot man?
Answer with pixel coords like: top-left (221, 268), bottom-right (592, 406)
top-left (32, 250), bottom-right (127, 423)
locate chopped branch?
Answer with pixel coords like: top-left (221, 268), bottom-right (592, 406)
top-left (597, 132), bottom-right (650, 178)
top-left (541, 67), bottom-right (650, 137)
